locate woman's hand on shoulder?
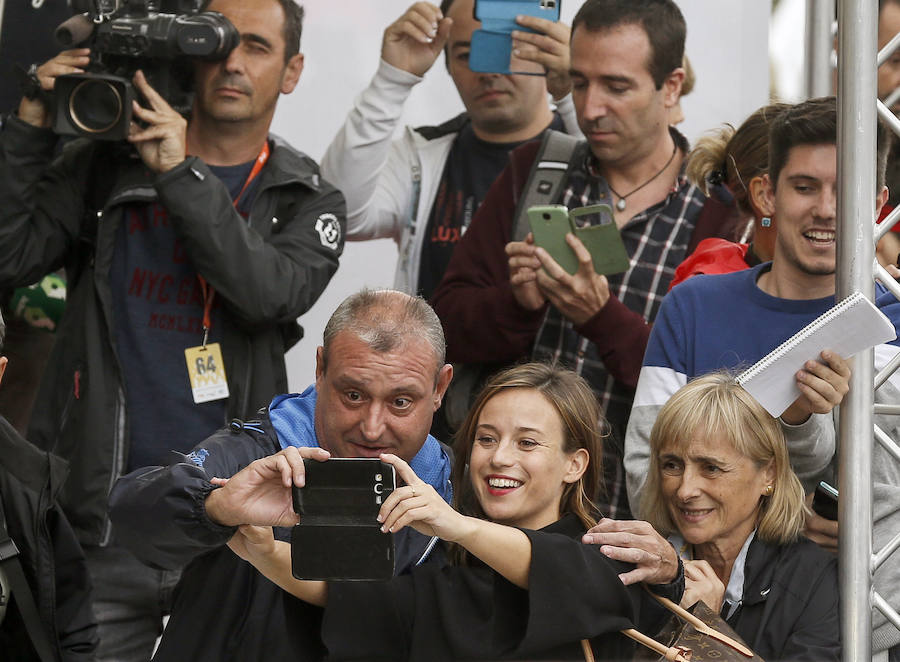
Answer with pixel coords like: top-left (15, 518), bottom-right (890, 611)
top-left (680, 559), bottom-right (725, 613)
top-left (378, 453), bottom-right (472, 542)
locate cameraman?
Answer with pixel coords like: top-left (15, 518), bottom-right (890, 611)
top-left (0, 0), bottom-right (345, 660)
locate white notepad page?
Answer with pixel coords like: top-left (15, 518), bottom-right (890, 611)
top-left (737, 291), bottom-right (897, 416)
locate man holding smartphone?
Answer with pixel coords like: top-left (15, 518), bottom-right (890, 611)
top-left (109, 290), bottom-right (453, 662)
top-left (432, 0), bottom-right (741, 520)
top-left (321, 0), bottom-right (578, 299)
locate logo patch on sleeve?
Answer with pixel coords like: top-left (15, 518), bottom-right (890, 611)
top-left (315, 213), bottom-right (341, 250)
top-left (186, 448), bottom-right (210, 468)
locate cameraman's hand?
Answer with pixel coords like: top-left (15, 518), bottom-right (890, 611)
top-left (18, 48), bottom-right (90, 128)
top-left (128, 69), bottom-right (188, 173)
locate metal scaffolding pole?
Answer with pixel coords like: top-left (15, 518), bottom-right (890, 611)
top-left (836, 1), bottom-right (878, 660)
top-left (806, 0), bottom-right (835, 98)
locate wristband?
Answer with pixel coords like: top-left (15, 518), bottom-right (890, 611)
top-left (18, 63), bottom-right (43, 101)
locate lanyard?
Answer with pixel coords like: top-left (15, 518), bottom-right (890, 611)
top-left (198, 141), bottom-right (271, 346)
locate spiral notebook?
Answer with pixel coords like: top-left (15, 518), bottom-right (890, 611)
top-left (737, 291), bottom-right (897, 416)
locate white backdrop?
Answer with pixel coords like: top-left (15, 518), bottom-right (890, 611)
top-left (273, 0), bottom-right (773, 390)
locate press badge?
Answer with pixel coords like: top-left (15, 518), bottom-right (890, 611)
top-left (184, 343), bottom-right (229, 403)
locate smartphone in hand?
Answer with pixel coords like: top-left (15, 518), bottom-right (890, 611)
top-left (527, 203), bottom-right (630, 276)
top-left (291, 458), bottom-right (396, 581)
top-left (569, 204), bottom-right (630, 275)
top-left (527, 204), bottom-right (578, 274)
top-left (469, 0), bottom-right (561, 75)
top-left (811, 481), bottom-right (838, 521)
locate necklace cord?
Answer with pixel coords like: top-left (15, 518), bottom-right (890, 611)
top-left (607, 141), bottom-right (679, 211)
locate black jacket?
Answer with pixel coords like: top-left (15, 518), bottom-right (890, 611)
top-left (323, 514), bottom-right (680, 661)
top-left (109, 408), bottom-right (444, 662)
top-left (727, 535), bottom-right (840, 661)
top-left (0, 114), bottom-right (346, 545)
top-left (0, 416), bottom-right (98, 661)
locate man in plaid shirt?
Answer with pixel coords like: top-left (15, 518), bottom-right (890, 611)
top-left (432, 0), bottom-right (738, 520)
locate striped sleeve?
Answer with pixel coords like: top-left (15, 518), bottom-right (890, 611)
top-left (624, 292), bottom-right (691, 515)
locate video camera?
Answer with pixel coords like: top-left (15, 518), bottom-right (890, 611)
top-left (51, 0), bottom-right (239, 141)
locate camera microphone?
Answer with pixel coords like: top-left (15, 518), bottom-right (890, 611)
top-left (55, 14), bottom-right (96, 47)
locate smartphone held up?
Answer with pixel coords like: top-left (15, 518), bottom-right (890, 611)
top-left (290, 458), bottom-right (397, 581)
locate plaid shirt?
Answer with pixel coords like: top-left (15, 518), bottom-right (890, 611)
top-left (531, 132), bottom-right (705, 519)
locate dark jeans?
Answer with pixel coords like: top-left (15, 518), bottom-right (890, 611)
top-left (83, 542), bottom-right (180, 662)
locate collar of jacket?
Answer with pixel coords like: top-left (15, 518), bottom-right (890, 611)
top-left (414, 112), bottom-right (469, 141)
top-left (737, 535), bottom-right (779, 607)
top-left (0, 415), bottom-right (69, 500)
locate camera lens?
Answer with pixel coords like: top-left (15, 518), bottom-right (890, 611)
top-left (69, 79), bottom-right (123, 134)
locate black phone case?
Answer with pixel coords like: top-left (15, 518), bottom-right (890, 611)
top-left (291, 524), bottom-right (395, 581)
top-left (290, 458), bottom-right (396, 581)
top-left (811, 481), bottom-right (838, 521)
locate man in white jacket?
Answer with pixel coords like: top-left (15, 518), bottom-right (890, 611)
top-left (321, 0), bottom-right (579, 297)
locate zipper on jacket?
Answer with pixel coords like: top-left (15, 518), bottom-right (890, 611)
top-left (100, 387), bottom-right (128, 546)
top-left (408, 162), bottom-right (421, 233)
top-left (399, 136), bottom-right (422, 281)
top-left (36, 482), bottom-right (62, 657)
top-left (55, 369), bottom-right (82, 442)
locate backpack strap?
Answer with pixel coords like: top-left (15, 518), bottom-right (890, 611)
top-left (0, 504), bottom-right (57, 662)
top-left (511, 130), bottom-right (580, 241)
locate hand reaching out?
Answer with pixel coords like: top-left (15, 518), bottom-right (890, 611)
top-left (381, 2), bottom-right (452, 77)
top-left (204, 446), bottom-right (331, 528)
top-left (511, 15), bottom-right (572, 100)
top-left (377, 453), bottom-right (470, 541)
top-left (582, 518), bottom-right (679, 586)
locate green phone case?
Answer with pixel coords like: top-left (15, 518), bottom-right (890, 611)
top-left (572, 203), bottom-right (630, 275)
top-left (527, 205), bottom-right (580, 275)
top-left (527, 204), bottom-right (631, 276)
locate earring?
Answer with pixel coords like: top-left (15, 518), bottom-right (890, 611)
top-left (765, 484), bottom-right (774, 496)
top-left (760, 216), bottom-right (772, 228)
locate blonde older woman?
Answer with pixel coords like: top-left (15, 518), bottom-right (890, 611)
top-left (640, 372), bottom-right (839, 662)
